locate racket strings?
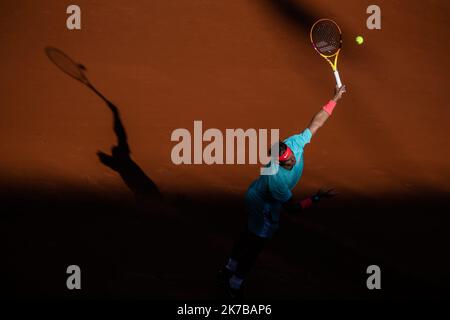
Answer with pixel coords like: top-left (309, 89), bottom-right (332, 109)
top-left (311, 21), bottom-right (341, 55)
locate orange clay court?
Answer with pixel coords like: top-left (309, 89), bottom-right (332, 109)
top-left (1, 0), bottom-right (450, 299)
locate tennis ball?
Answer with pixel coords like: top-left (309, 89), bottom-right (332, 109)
top-left (356, 36), bottom-right (364, 45)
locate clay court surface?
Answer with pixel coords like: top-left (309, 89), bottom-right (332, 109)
top-left (2, 0), bottom-right (450, 298)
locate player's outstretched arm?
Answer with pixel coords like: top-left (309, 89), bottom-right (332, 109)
top-left (308, 85), bottom-right (346, 136)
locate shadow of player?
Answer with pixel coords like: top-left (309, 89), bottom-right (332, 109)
top-left (265, 0), bottom-right (317, 35)
top-left (97, 99), bottom-right (162, 207)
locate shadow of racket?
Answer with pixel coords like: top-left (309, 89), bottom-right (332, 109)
top-left (45, 46), bottom-right (162, 203)
top-left (45, 46), bottom-right (109, 103)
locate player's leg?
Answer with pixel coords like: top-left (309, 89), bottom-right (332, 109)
top-left (230, 231), bottom-right (252, 264)
top-left (218, 230), bottom-right (250, 285)
top-left (227, 231), bottom-right (266, 297)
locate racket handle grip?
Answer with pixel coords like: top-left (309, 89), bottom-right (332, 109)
top-left (333, 70), bottom-right (342, 88)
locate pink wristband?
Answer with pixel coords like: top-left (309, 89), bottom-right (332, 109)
top-left (300, 198), bottom-right (313, 209)
top-left (322, 100), bottom-right (337, 115)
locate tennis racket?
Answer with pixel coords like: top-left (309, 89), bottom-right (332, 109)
top-left (310, 19), bottom-right (343, 88)
top-left (45, 46), bottom-right (108, 102)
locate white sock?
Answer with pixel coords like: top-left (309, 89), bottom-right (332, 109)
top-left (225, 258), bottom-right (238, 272)
top-left (229, 275), bottom-right (244, 290)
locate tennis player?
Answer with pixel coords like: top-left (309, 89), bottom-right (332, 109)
top-left (219, 85), bottom-right (347, 298)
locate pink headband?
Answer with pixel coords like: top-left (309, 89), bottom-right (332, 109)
top-left (279, 146), bottom-right (293, 162)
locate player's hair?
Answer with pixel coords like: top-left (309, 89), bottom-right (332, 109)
top-left (269, 141), bottom-right (288, 158)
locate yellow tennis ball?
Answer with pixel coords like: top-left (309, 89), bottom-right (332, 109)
top-left (356, 36), bottom-right (364, 45)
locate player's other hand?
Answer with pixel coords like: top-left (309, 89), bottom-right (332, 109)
top-left (332, 85), bottom-right (346, 102)
top-left (313, 188), bottom-right (338, 202)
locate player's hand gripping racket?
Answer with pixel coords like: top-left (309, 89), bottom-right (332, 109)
top-left (310, 19), bottom-right (343, 88)
top-left (45, 46), bottom-right (108, 102)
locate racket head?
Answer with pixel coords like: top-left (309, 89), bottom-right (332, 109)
top-left (45, 46), bottom-right (89, 84)
top-left (310, 19), bottom-right (342, 57)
